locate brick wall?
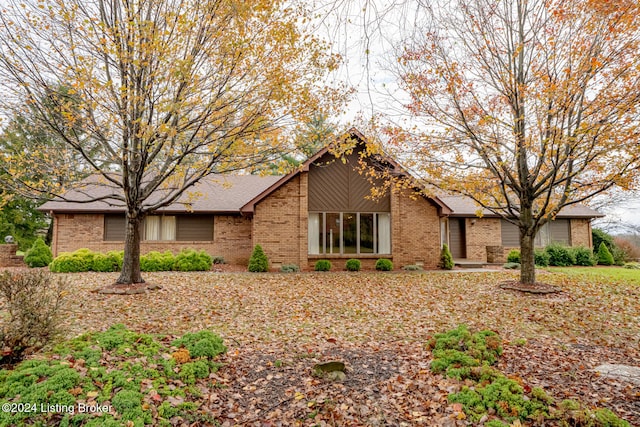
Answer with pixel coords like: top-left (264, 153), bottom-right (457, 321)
top-left (570, 218), bottom-right (592, 247)
top-left (252, 175), bottom-right (305, 267)
top-left (391, 189), bottom-right (441, 269)
top-left (0, 244), bottom-right (24, 267)
top-left (51, 213), bottom-right (253, 264)
top-left (465, 218), bottom-right (501, 262)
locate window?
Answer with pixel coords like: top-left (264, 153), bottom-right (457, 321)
top-left (145, 215), bottom-right (176, 240)
top-left (104, 214), bottom-right (214, 242)
top-left (501, 219), bottom-right (571, 247)
top-left (308, 212), bottom-right (391, 255)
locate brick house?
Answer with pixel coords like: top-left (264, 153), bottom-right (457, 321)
top-left (39, 129), bottom-right (602, 269)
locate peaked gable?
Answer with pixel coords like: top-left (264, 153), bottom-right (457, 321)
top-left (241, 128), bottom-right (452, 215)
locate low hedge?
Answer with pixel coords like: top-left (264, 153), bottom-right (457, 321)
top-left (50, 248), bottom-right (213, 273)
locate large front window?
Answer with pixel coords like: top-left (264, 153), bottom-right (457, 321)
top-left (308, 212), bottom-right (391, 255)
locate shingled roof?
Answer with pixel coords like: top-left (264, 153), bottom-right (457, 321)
top-left (438, 195), bottom-right (604, 218)
top-left (38, 127), bottom-right (603, 220)
top-left (38, 174), bottom-right (282, 214)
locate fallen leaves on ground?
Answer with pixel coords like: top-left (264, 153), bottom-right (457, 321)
top-left (48, 270), bottom-right (640, 424)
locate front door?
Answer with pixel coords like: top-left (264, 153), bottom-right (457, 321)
top-left (449, 218), bottom-right (466, 259)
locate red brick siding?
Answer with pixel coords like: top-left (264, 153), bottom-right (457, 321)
top-left (51, 213), bottom-right (253, 264)
top-left (391, 190), bottom-right (441, 269)
top-left (465, 218), bottom-right (501, 261)
top-left (252, 175), bottom-right (305, 267)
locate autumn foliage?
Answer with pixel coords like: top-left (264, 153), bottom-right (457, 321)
top-left (389, 0), bottom-right (640, 284)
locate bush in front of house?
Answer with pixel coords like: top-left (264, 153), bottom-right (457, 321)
top-left (49, 248), bottom-right (95, 273)
top-left (439, 244), bottom-right (454, 270)
top-left (345, 259), bottom-right (361, 271)
top-left (173, 249), bottom-right (212, 271)
top-left (23, 237), bottom-right (53, 268)
top-left (0, 270), bottom-right (67, 364)
top-left (141, 250), bottom-right (176, 272)
top-left (248, 244), bottom-right (269, 272)
top-left (403, 264), bottom-right (423, 271)
top-left (572, 246), bottom-right (596, 266)
top-left (503, 262), bottom-right (520, 269)
top-left (506, 249), bottom-right (520, 264)
top-left (314, 259), bottom-right (332, 271)
top-left (534, 249), bottom-right (550, 267)
top-left (544, 244), bottom-right (575, 267)
top-left (375, 258), bottom-right (393, 271)
top-left (597, 242), bottom-right (615, 266)
top-left (91, 252), bottom-right (120, 272)
top-left (280, 263), bottom-right (300, 272)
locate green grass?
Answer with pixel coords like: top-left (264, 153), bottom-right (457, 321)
top-left (546, 266), bottom-right (640, 284)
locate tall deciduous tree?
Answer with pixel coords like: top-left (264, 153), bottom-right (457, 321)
top-left (0, 0), bottom-right (344, 284)
top-left (389, 0), bottom-right (640, 285)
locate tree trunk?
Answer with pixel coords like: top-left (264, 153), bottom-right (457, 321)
top-left (519, 230), bottom-right (536, 285)
top-left (116, 212), bottom-right (144, 284)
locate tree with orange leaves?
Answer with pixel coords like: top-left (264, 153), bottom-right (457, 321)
top-left (391, 0), bottom-right (640, 285)
top-left (0, 0), bottom-right (346, 285)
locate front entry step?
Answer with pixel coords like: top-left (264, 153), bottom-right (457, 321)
top-left (454, 260), bottom-right (485, 268)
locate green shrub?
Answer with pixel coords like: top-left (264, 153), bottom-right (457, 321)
top-left (140, 250), bottom-right (175, 272)
top-left (23, 237), bottom-right (53, 268)
top-left (592, 228), bottom-right (614, 252)
top-left (211, 256), bottom-right (225, 264)
top-left (572, 246), bottom-right (595, 266)
top-left (611, 245), bottom-right (626, 266)
top-left (172, 330), bottom-right (226, 359)
top-left (0, 270), bottom-right (67, 364)
top-left (403, 264), bottom-right (423, 271)
top-left (345, 259), bottom-right (361, 271)
top-left (506, 249), bottom-right (521, 264)
top-left (439, 244), bottom-right (454, 270)
top-left (49, 251), bottom-right (88, 273)
top-left (427, 325), bottom-right (503, 380)
top-left (449, 376), bottom-right (549, 423)
top-left (92, 253), bottom-right (119, 272)
top-left (503, 262), bottom-right (520, 269)
top-left (106, 250), bottom-right (124, 271)
top-left (248, 244), bottom-right (269, 272)
top-left (545, 244), bottom-right (575, 267)
top-left (280, 263), bottom-right (300, 272)
top-left (624, 262), bottom-right (640, 269)
top-left (375, 258), bottom-right (393, 271)
top-left (597, 242), bottom-right (614, 266)
top-left (173, 249), bottom-right (212, 271)
top-left (314, 259), bottom-right (332, 271)
top-left (534, 249), bottom-right (550, 267)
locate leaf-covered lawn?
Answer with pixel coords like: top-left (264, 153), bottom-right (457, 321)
top-left (5, 269), bottom-right (639, 425)
top-left (61, 270), bottom-right (639, 348)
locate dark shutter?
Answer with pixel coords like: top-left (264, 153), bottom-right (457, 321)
top-left (549, 219), bottom-right (570, 245)
top-left (501, 219), bottom-right (519, 246)
top-left (176, 215), bottom-right (214, 241)
top-left (104, 214), bottom-right (126, 241)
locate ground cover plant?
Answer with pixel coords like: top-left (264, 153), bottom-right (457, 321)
top-left (0, 268), bottom-right (637, 425)
top-left (0, 324), bottom-right (226, 426)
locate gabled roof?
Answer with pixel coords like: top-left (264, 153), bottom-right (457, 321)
top-left (38, 174), bottom-right (282, 214)
top-left (38, 128), bottom-right (603, 220)
top-left (240, 127), bottom-right (453, 215)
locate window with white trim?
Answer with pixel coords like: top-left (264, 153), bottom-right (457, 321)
top-left (308, 212), bottom-right (391, 255)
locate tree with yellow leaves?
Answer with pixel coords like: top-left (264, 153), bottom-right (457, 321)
top-left (0, 0), bottom-right (346, 285)
top-left (389, 0), bottom-right (640, 285)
